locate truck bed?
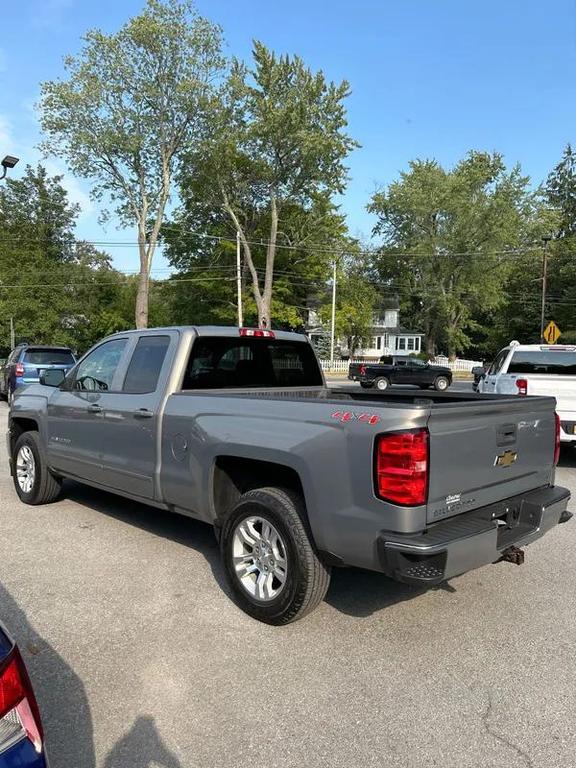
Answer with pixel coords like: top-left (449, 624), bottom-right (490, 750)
top-left (169, 386), bottom-right (557, 527)
top-left (174, 385), bottom-right (541, 407)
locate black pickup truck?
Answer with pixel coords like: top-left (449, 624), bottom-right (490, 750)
top-left (348, 356), bottom-right (453, 391)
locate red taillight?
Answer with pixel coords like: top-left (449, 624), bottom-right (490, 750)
top-left (0, 649), bottom-right (43, 753)
top-left (15, 363), bottom-right (24, 377)
top-left (554, 413), bottom-right (561, 465)
top-left (360, 365), bottom-right (366, 376)
top-left (239, 328), bottom-right (275, 338)
top-left (515, 378), bottom-right (528, 396)
top-left (375, 429), bottom-right (429, 506)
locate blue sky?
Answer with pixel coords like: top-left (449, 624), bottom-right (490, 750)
top-left (1, 0), bottom-right (575, 272)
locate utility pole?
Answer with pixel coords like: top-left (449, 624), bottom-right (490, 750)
top-left (236, 230), bottom-right (243, 327)
top-left (330, 260), bottom-right (337, 368)
top-left (540, 235), bottom-right (551, 341)
top-left (9, 317), bottom-right (14, 350)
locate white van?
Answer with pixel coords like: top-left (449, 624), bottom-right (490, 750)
top-left (479, 342), bottom-right (576, 443)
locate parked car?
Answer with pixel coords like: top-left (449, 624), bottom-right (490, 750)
top-left (7, 326), bottom-right (570, 624)
top-left (0, 621), bottom-right (47, 766)
top-left (478, 342), bottom-right (576, 443)
top-left (348, 355), bottom-right (453, 391)
top-left (1, 346), bottom-right (76, 405)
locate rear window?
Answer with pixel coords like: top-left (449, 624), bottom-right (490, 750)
top-left (182, 337), bottom-right (323, 389)
top-left (508, 350), bottom-right (576, 375)
top-left (23, 348), bottom-right (75, 366)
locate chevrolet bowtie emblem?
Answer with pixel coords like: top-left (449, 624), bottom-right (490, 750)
top-left (495, 449), bottom-right (518, 468)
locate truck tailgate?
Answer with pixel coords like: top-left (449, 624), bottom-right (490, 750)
top-left (522, 376), bottom-right (576, 414)
top-left (426, 396), bottom-right (556, 524)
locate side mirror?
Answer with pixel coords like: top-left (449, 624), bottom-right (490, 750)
top-left (40, 369), bottom-right (66, 388)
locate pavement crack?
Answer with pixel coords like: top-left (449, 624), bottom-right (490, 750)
top-left (482, 693), bottom-right (535, 768)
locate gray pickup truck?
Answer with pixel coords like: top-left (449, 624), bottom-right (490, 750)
top-left (6, 326), bottom-right (571, 624)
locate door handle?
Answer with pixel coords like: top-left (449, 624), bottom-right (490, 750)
top-left (87, 404), bottom-right (102, 414)
top-left (134, 408), bottom-right (154, 419)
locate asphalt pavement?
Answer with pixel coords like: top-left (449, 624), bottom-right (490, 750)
top-left (0, 399), bottom-right (575, 767)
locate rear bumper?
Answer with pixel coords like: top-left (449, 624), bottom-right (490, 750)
top-left (377, 485), bottom-right (571, 585)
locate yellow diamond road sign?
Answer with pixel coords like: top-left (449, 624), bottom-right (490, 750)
top-left (543, 320), bottom-right (561, 344)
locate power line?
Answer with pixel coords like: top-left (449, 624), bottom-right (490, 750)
top-left (0, 230), bottom-right (557, 260)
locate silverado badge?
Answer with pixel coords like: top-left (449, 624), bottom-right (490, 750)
top-left (495, 449), bottom-right (518, 468)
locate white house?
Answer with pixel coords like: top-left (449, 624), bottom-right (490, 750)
top-left (306, 299), bottom-right (425, 359)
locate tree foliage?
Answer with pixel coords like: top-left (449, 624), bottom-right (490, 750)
top-left (39, 0), bottom-right (224, 328)
top-left (178, 41), bottom-right (357, 328)
top-left (0, 165), bottom-right (138, 355)
top-left (369, 152), bottom-right (533, 357)
top-left (318, 255), bottom-right (378, 356)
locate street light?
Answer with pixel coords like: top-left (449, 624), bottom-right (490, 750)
top-left (0, 155), bottom-right (19, 181)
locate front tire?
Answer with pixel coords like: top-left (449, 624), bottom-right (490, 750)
top-left (220, 487), bottom-right (331, 625)
top-left (434, 376), bottom-right (450, 391)
top-left (12, 431), bottom-right (62, 505)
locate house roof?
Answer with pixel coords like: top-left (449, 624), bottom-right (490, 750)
top-left (396, 328), bottom-right (425, 336)
top-left (376, 297), bottom-right (400, 311)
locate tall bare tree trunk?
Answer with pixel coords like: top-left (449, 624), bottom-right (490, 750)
top-left (222, 189), bottom-right (272, 328)
top-left (260, 192), bottom-right (278, 328)
top-left (134, 180), bottom-right (168, 329)
top-left (135, 268), bottom-right (150, 329)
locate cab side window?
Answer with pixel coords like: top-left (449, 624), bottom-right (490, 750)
top-left (73, 339), bottom-right (128, 391)
top-left (123, 336), bottom-right (171, 394)
top-left (488, 349), bottom-right (508, 376)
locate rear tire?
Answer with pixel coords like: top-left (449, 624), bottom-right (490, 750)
top-left (12, 431), bottom-right (62, 505)
top-left (375, 377), bottom-right (390, 391)
top-left (220, 487), bottom-right (331, 625)
top-left (434, 376), bottom-right (450, 391)
top-left (7, 385), bottom-right (14, 406)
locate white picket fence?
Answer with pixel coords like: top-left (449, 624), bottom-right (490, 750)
top-left (319, 356), bottom-right (482, 373)
top-left (431, 356), bottom-right (483, 372)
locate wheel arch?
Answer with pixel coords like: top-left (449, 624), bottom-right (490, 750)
top-left (8, 417), bottom-right (40, 456)
top-left (212, 456), bottom-right (308, 527)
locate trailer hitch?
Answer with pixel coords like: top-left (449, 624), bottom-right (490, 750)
top-left (498, 546), bottom-right (525, 566)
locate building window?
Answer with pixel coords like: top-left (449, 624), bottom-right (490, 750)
top-left (407, 338), bottom-right (415, 351)
top-left (396, 337), bottom-right (406, 351)
top-left (376, 336), bottom-right (382, 350)
top-left (385, 310), bottom-right (398, 327)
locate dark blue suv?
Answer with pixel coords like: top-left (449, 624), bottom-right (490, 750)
top-left (1, 346), bottom-right (76, 405)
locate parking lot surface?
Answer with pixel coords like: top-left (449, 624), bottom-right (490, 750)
top-left (0, 401), bottom-right (575, 767)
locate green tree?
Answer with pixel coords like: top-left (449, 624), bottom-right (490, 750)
top-left (546, 143), bottom-right (576, 236)
top-left (0, 164), bottom-right (132, 353)
top-left (163, 195), bottom-right (350, 330)
top-left (319, 254), bottom-right (378, 357)
top-left (39, 0), bottom-right (224, 329)
top-left (180, 41), bottom-right (357, 328)
top-left (369, 152), bottom-right (533, 357)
